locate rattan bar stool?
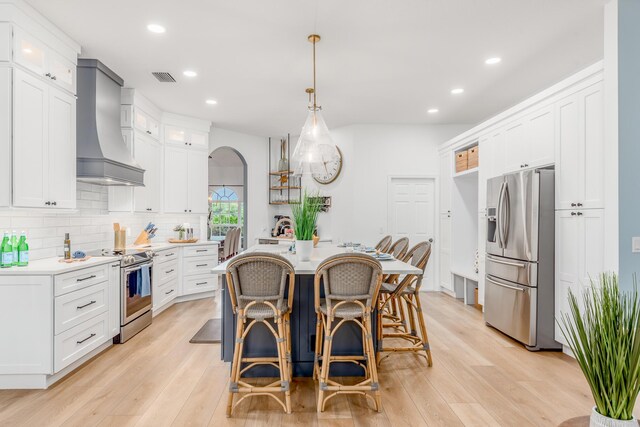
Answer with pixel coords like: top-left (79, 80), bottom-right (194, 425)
top-left (374, 235), bottom-right (392, 253)
top-left (381, 237), bottom-right (410, 329)
top-left (225, 252), bottom-right (295, 416)
top-left (313, 253), bottom-right (384, 412)
top-left (376, 242), bottom-right (433, 366)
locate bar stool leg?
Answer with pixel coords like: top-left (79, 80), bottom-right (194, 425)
top-left (317, 315), bottom-right (334, 412)
top-left (364, 313), bottom-right (381, 412)
top-left (276, 316), bottom-right (292, 414)
top-left (313, 313), bottom-right (323, 380)
top-left (414, 293), bottom-right (433, 366)
top-left (227, 311), bottom-right (246, 417)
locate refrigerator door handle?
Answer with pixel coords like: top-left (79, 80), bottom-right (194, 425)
top-left (486, 276), bottom-right (526, 292)
top-left (501, 181), bottom-right (511, 247)
top-left (496, 182), bottom-right (505, 248)
top-left (486, 254), bottom-right (526, 269)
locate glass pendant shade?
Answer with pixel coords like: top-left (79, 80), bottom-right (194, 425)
top-left (291, 107), bottom-right (339, 176)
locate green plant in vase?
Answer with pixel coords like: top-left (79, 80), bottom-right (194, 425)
top-left (291, 189), bottom-right (322, 261)
top-left (559, 273), bottom-right (640, 426)
top-left (173, 224), bottom-right (186, 241)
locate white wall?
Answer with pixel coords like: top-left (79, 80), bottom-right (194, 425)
top-left (276, 124), bottom-right (470, 245)
top-left (209, 128), bottom-right (269, 247)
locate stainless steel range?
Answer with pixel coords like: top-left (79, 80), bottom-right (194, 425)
top-left (90, 248), bottom-right (154, 343)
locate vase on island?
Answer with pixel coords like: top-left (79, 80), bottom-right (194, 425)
top-left (296, 239), bottom-right (313, 262)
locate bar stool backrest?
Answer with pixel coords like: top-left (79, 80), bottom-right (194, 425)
top-left (392, 241), bottom-right (432, 293)
top-left (226, 252), bottom-right (295, 313)
top-left (375, 235), bottom-right (393, 252)
top-left (387, 237), bottom-right (409, 258)
top-left (223, 228), bottom-right (234, 259)
top-left (233, 227), bottom-right (242, 254)
top-left (315, 253), bottom-right (383, 314)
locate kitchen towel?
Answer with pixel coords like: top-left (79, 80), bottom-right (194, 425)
top-left (140, 265), bottom-right (151, 297)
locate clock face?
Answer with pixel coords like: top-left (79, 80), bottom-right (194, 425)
top-left (312, 146), bottom-right (343, 184)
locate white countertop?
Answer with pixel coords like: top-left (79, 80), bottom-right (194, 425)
top-left (212, 243), bottom-right (422, 275)
top-left (0, 256), bottom-right (120, 275)
top-left (0, 240), bottom-right (219, 276)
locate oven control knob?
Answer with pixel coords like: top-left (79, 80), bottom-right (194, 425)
top-left (124, 255), bottom-right (134, 265)
top-left (146, 250), bottom-right (154, 258)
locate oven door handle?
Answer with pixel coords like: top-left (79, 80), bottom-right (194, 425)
top-left (123, 261), bottom-right (154, 275)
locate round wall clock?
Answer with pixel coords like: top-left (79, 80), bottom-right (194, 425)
top-left (312, 146), bottom-right (343, 184)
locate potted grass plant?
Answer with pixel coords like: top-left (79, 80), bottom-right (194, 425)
top-left (559, 273), bottom-right (640, 427)
top-left (291, 190), bottom-right (322, 262)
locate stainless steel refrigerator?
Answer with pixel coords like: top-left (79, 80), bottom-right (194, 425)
top-left (484, 169), bottom-right (560, 351)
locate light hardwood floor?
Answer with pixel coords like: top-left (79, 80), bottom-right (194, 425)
top-left (0, 293), bottom-right (604, 426)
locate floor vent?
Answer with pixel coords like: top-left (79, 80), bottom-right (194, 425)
top-left (151, 72), bottom-right (176, 82)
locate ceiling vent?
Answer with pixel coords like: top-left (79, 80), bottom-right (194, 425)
top-left (151, 72), bottom-right (176, 82)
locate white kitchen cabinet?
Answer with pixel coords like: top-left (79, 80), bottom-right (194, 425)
top-left (164, 145), bottom-right (208, 214)
top-left (13, 68), bottom-right (47, 208)
top-left (12, 26), bottom-right (46, 76)
top-left (133, 108), bottom-right (159, 140)
top-left (133, 134), bottom-right (161, 213)
top-left (163, 145), bottom-right (190, 213)
top-left (0, 67), bottom-right (9, 207)
top-left (478, 128), bottom-right (505, 213)
top-left (527, 105), bottom-right (555, 167)
top-left (153, 248), bottom-right (179, 313)
top-left (12, 26), bottom-right (76, 95)
top-left (108, 262), bottom-right (120, 338)
top-left (439, 212), bottom-right (452, 292)
top-left (554, 209), bottom-right (604, 345)
top-left (555, 82), bottom-right (604, 210)
top-left (439, 151), bottom-right (452, 214)
top-left (504, 120), bottom-right (528, 172)
top-left (181, 244), bottom-right (219, 296)
top-left (47, 87), bottom-right (76, 209)
top-left (13, 68), bottom-right (76, 209)
top-left (187, 149), bottom-right (209, 214)
top-left (165, 125), bottom-right (208, 149)
top-left (503, 105), bottom-right (554, 174)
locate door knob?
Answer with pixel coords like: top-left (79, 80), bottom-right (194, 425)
top-left (51, 201), bottom-right (57, 206)
top-left (571, 212), bottom-right (577, 216)
top-left (571, 203), bottom-right (577, 207)
top-left (45, 201), bottom-right (51, 206)
top-left (428, 238), bottom-right (434, 243)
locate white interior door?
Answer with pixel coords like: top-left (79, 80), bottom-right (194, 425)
top-left (388, 177), bottom-right (436, 290)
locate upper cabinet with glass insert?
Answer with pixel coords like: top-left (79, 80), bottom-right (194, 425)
top-left (12, 26), bottom-right (77, 95)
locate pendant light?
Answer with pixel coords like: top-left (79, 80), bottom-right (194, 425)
top-left (291, 34), bottom-right (339, 176)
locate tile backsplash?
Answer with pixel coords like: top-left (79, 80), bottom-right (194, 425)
top-left (0, 183), bottom-right (206, 260)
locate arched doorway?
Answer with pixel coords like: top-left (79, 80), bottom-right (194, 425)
top-left (208, 147), bottom-right (247, 250)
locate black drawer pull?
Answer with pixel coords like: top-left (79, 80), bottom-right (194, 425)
top-left (165, 253), bottom-right (175, 257)
top-left (196, 249), bottom-right (208, 253)
top-left (166, 269), bottom-right (174, 274)
top-left (76, 333), bottom-right (96, 344)
top-left (77, 274), bottom-right (97, 282)
top-left (165, 289), bottom-right (175, 295)
top-left (196, 282), bottom-right (208, 286)
top-left (196, 264), bottom-right (208, 267)
top-left (76, 300), bottom-right (96, 309)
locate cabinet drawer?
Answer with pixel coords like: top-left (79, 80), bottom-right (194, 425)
top-left (54, 312), bottom-right (109, 372)
top-left (183, 245), bottom-right (217, 258)
top-left (154, 282), bottom-right (177, 310)
top-left (55, 281), bottom-right (108, 334)
top-left (182, 274), bottom-right (218, 295)
top-left (157, 262), bottom-right (179, 287)
top-left (155, 249), bottom-right (179, 265)
top-left (183, 256), bottom-right (217, 276)
top-left (54, 264), bottom-right (110, 296)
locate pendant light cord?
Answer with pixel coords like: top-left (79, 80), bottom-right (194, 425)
top-left (312, 37), bottom-right (317, 109)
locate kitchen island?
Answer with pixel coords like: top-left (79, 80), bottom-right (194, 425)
top-left (212, 243), bottom-right (422, 377)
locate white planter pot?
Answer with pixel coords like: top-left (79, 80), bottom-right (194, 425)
top-left (296, 240), bottom-right (314, 262)
top-left (590, 407), bottom-right (637, 427)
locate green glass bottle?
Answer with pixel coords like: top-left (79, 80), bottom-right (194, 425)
top-left (1, 232), bottom-right (12, 268)
top-left (10, 230), bottom-right (18, 266)
top-left (17, 231), bottom-right (29, 267)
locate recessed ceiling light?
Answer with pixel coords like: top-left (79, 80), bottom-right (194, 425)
top-left (427, 108), bottom-right (439, 114)
top-left (485, 57), bottom-right (502, 65)
top-left (147, 24), bottom-right (166, 34)
top-left (183, 70), bottom-right (197, 77)
top-left (22, 48), bottom-right (32, 54)
top-left (451, 88), bottom-right (464, 95)
top-left (205, 99), bottom-right (218, 105)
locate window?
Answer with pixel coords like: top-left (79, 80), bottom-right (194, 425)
top-left (209, 187), bottom-right (243, 238)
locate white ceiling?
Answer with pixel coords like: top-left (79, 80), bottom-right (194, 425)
top-left (27, 0), bottom-right (605, 137)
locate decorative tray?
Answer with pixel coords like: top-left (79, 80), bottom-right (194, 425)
top-left (168, 238), bottom-right (199, 244)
